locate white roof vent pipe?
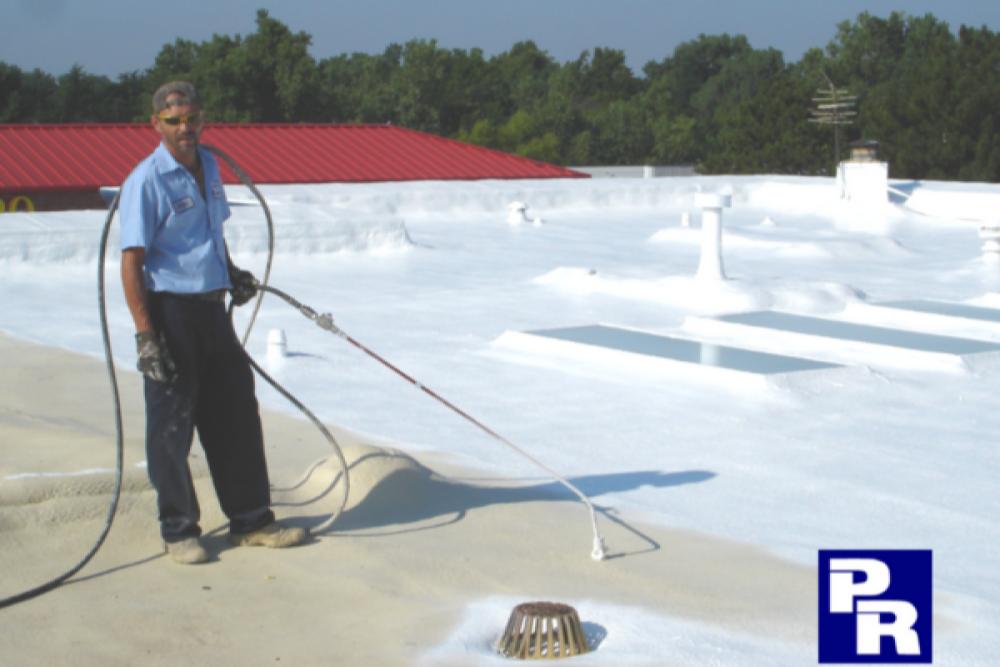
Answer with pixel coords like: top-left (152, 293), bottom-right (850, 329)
top-left (694, 193), bottom-right (732, 281)
top-left (267, 328), bottom-right (288, 367)
top-left (507, 201), bottom-right (542, 226)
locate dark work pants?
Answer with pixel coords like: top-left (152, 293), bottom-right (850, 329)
top-left (145, 292), bottom-right (274, 542)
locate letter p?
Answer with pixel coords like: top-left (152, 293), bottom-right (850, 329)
top-left (829, 558), bottom-right (891, 613)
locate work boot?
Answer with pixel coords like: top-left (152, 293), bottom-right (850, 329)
top-left (228, 522), bottom-right (308, 548)
top-left (165, 537), bottom-right (209, 564)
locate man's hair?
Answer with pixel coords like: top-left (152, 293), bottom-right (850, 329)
top-left (152, 81), bottom-right (201, 113)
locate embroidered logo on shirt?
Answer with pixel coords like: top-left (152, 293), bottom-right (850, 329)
top-left (172, 196), bottom-right (196, 213)
top-left (212, 182), bottom-right (225, 199)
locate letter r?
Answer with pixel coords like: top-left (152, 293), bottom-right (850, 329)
top-left (856, 600), bottom-right (921, 655)
top-left (829, 558), bottom-right (891, 613)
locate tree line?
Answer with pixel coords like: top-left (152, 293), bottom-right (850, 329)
top-left (2, 9), bottom-right (999, 181)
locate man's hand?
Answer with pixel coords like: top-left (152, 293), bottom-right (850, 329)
top-left (229, 266), bottom-right (258, 307)
top-left (135, 331), bottom-right (176, 382)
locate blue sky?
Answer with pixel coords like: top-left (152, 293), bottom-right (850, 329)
top-left (3, 0), bottom-right (1000, 77)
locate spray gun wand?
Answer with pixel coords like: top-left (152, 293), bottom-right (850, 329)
top-left (258, 282), bottom-right (608, 561)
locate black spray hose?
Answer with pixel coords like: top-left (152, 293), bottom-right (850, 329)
top-left (209, 140), bottom-right (351, 529)
top-left (0, 192), bottom-right (127, 611)
top-left (232, 310), bottom-right (351, 529)
top-left (1, 141), bottom-right (609, 610)
top-left (207, 141), bottom-right (351, 525)
top-left (201, 145), bottom-right (273, 346)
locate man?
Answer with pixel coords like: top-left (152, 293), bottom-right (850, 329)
top-left (119, 81), bottom-right (306, 564)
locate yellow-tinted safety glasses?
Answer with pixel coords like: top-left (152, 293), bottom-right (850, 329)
top-left (158, 112), bottom-right (202, 126)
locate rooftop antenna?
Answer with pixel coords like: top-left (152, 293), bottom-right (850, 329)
top-left (809, 71), bottom-right (857, 172)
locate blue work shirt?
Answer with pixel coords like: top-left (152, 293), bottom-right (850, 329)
top-left (119, 143), bottom-right (232, 294)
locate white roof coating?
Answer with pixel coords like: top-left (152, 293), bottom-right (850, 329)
top-left (3, 174), bottom-right (1000, 664)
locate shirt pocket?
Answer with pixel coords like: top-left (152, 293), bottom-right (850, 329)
top-left (170, 196), bottom-right (197, 216)
top-left (163, 196), bottom-right (206, 241)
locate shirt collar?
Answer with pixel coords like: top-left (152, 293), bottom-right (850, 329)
top-left (152, 142), bottom-right (206, 176)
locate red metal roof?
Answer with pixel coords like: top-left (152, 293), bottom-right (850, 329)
top-left (0, 124), bottom-right (586, 190)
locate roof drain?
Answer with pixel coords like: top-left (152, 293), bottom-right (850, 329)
top-left (498, 601), bottom-right (590, 660)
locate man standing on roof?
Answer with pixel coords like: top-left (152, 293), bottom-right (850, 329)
top-left (119, 81), bottom-right (307, 564)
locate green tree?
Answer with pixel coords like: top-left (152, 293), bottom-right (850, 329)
top-left (575, 47), bottom-right (643, 106)
top-left (232, 9), bottom-right (321, 121)
top-left (489, 41), bottom-right (557, 115)
top-left (18, 69), bottom-right (60, 121)
top-left (109, 71), bottom-right (149, 121)
top-left (146, 38), bottom-right (199, 86)
top-left (0, 62), bottom-right (24, 121)
top-left (392, 39), bottom-right (451, 132)
top-left (455, 118), bottom-right (498, 147)
top-left (189, 33), bottom-right (249, 121)
top-left (518, 132), bottom-right (561, 163)
top-left (821, 11), bottom-right (976, 179)
top-left (953, 26), bottom-right (1000, 180)
top-left (588, 100), bottom-right (651, 164)
top-left (649, 114), bottom-right (697, 164)
top-left (644, 34), bottom-right (752, 118)
top-left (53, 65), bottom-right (115, 122)
top-left (825, 11), bottom-right (907, 88)
top-left (319, 44), bottom-right (402, 123)
top-left (497, 109), bottom-right (536, 152)
top-left (566, 130), bottom-right (593, 165)
top-left (702, 68), bottom-right (827, 174)
top-left (146, 10), bottom-right (321, 122)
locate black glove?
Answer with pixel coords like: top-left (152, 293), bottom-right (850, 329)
top-left (135, 331), bottom-right (176, 383)
top-left (229, 265), bottom-right (258, 307)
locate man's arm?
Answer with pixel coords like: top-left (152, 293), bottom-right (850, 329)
top-left (121, 247), bottom-right (153, 333)
top-left (122, 246), bottom-right (176, 382)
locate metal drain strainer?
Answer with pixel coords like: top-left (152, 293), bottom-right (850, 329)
top-left (497, 601), bottom-right (589, 660)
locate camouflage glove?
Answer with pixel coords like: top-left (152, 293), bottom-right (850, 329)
top-left (229, 266), bottom-right (258, 307)
top-left (135, 331), bottom-right (176, 383)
